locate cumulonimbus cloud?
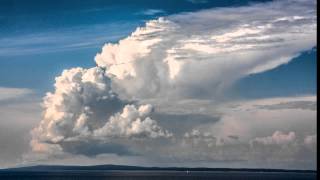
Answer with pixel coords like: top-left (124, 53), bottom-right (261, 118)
top-left (29, 0), bottom-right (316, 166)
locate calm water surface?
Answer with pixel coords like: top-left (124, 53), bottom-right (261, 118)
top-left (0, 170), bottom-right (316, 180)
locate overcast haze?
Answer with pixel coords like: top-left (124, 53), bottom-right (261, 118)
top-left (0, 0), bottom-right (317, 169)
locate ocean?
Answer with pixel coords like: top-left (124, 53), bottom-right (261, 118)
top-left (0, 170), bottom-right (316, 180)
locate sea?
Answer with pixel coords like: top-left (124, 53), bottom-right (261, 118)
top-left (0, 170), bottom-right (316, 180)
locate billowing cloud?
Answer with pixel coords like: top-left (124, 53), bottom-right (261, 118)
top-left (169, 95), bottom-right (317, 169)
top-left (179, 128), bottom-right (316, 169)
top-left (93, 104), bottom-right (172, 139)
top-left (27, 0), bottom-right (317, 170)
top-left (250, 131), bottom-right (296, 146)
top-left (95, 0), bottom-right (316, 99)
top-left (32, 67), bottom-right (121, 144)
top-left (30, 67), bottom-right (170, 156)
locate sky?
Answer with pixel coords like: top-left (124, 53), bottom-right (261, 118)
top-left (0, 0), bottom-right (317, 169)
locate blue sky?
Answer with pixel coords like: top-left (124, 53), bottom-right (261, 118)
top-left (0, 0), bottom-right (317, 169)
top-left (0, 0), bottom-right (291, 95)
top-left (232, 48), bottom-right (317, 98)
top-left (0, 0), bottom-right (316, 97)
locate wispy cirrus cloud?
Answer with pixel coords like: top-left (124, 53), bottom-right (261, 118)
top-left (0, 23), bottom-right (138, 57)
top-left (186, 0), bottom-right (208, 4)
top-left (137, 9), bottom-right (166, 16)
top-left (0, 87), bottom-right (34, 101)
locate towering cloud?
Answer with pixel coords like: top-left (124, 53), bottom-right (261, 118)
top-left (31, 67), bottom-right (170, 155)
top-left (95, 0), bottom-right (316, 99)
top-left (29, 0), bottom-right (316, 169)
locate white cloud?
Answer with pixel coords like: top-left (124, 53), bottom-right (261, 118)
top-left (95, 0), bottom-right (316, 99)
top-left (93, 104), bottom-right (172, 139)
top-left (250, 131), bottom-right (296, 146)
top-left (26, 0), bottom-right (317, 170)
top-left (175, 95), bottom-right (316, 168)
top-left (184, 129), bottom-right (240, 147)
top-left (32, 67), bottom-right (117, 144)
top-left (138, 9), bottom-right (165, 16)
top-left (30, 67), bottom-right (171, 156)
top-left (197, 96), bottom-right (317, 142)
top-left (28, 91), bottom-right (317, 169)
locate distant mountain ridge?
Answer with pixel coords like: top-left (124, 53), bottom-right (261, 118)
top-left (1, 165), bottom-right (316, 173)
